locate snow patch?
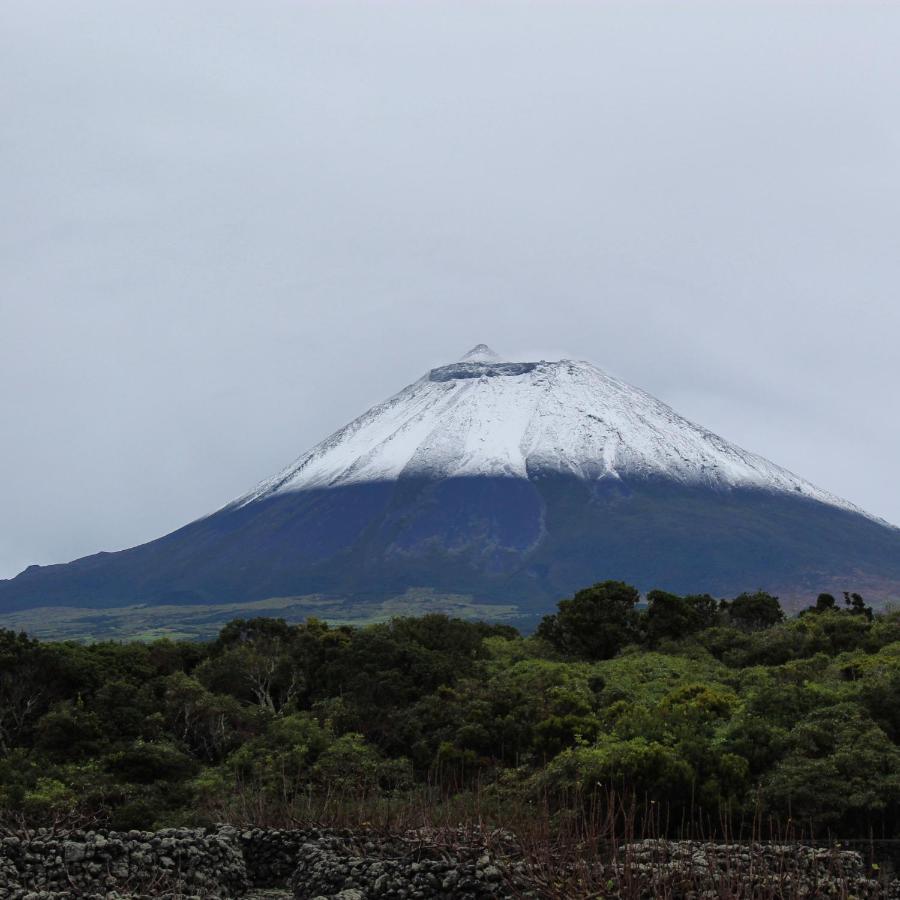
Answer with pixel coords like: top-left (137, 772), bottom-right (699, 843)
top-left (234, 353), bottom-right (880, 524)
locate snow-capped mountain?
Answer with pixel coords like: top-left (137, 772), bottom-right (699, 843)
top-left (2, 345), bottom-right (899, 621)
top-left (237, 345), bottom-right (868, 519)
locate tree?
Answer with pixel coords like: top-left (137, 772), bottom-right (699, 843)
top-left (537, 736), bottom-right (695, 804)
top-left (93, 679), bottom-right (156, 740)
top-left (644, 591), bottom-right (718, 645)
top-left (312, 733), bottom-right (410, 793)
top-left (224, 713), bottom-right (331, 803)
top-left (843, 591), bottom-right (874, 621)
top-left (722, 714), bottom-right (789, 778)
top-left (106, 740), bottom-right (198, 784)
top-left (0, 630), bottom-right (46, 751)
top-left (199, 618), bottom-right (301, 713)
top-left (858, 657), bottom-right (900, 742)
top-left (163, 672), bottom-right (254, 762)
top-left (721, 591), bottom-right (784, 631)
top-left (764, 704), bottom-right (900, 834)
top-left (33, 702), bottom-right (105, 760)
top-left (683, 594), bottom-right (721, 630)
top-left (537, 581), bottom-right (640, 660)
top-left (801, 592), bottom-right (874, 623)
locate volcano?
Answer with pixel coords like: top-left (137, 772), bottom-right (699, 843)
top-left (3, 345), bottom-right (900, 620)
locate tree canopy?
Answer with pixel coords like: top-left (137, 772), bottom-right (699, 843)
top-left (1, 584), bottom-right (899, 838)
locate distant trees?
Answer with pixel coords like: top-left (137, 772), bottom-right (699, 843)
top-left (799, 590), bottom-right (874, 622)
top-left (721, 591), bottom-right (785, 631)
top-left (538, 585), bottom-right (788, 655)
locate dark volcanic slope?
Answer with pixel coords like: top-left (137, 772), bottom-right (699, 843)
top-left (2, 474), bottom-right (900, 614)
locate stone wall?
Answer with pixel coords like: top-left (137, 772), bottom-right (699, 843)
top-left (1, 827), bottom-right (899, 899)
top-left (0, 826), bottom-right (519, 899)
top-left (0, 826), bottom-right (247, 899)
top-left (619, 839), bottom-right (895, 898)
top-left (289, 832), bottom-right (517, 899)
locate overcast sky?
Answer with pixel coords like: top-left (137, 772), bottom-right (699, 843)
top-left (2, 0), bottom-right (899, 580)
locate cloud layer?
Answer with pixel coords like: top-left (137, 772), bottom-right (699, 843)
top-left (2, 0), bottom-right (899, 579)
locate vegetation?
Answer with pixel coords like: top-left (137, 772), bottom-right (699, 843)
top-left (1, 583), bottom-right (899, 840)
top-left (0, 589), bottom-right (522, 643)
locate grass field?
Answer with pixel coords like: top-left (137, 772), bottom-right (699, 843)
top-left (0, 588), bottom-right (524, 641)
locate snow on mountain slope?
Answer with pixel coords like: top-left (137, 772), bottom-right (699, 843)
top-left (236, 346), bottom-right (873, 522)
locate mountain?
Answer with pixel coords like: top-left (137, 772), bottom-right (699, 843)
top-left (3, 345), bottom-right (900, 624)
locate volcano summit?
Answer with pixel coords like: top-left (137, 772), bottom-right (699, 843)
top-left (3, 346), bottom-right (900, 623)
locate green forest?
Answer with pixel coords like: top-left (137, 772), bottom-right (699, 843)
top-left (2, 582), bottom-right (899, 839)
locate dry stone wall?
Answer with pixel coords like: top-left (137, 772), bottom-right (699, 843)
top-left (1, 828), bottom-right (899, 899)
top-left (0, 826), bottom-right (247, 899)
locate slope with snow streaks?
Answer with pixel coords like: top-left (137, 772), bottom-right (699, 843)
top-left (237, 347), bottom-right (871, 521)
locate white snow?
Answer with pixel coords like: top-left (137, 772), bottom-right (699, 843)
top-left (235, 346), bottom-right (876, 521)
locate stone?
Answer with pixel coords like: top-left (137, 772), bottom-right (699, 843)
top-left (62, 842), bottom-right (86, 863)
